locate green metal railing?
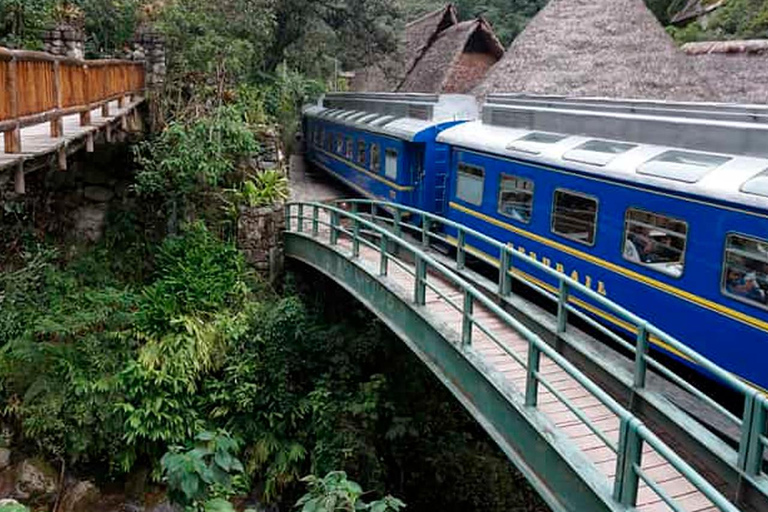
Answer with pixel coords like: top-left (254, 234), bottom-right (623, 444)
top-left (330, 199), bottom-right (768, 486)
top-left (285, 201), bottom-right (746, 512)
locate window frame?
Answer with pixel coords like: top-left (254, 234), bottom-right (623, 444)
top-left (720, 232), bottom-right (768, 311)
top-left (385, 148), bottom-right (398, 180)
top-left (371, 143), bottom-right (381, 173)
top-left (621, 207), bottom-right (688, 279)
top-left (357, 139), bottom-right (367, 166)
top-left (497, 173), bottom-right (534, 224)
top-left (345, 136), bottom-right (354, 160)
top-left (335, 133), bottom-right (344, 154)
top-left (550, 188), bottom-right (599, 247)
top-left (455, 163), bottom-right (485, 206)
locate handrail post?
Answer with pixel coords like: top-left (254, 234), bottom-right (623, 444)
top-left (498, 248), bottom-right (512, 296)
top-left (557, 280), bottom-right (569, 334)
top-left (4, 53), bottom-right (21, 153)
top-left (634, 324), bottom-right (649, 389)
top-left (414, 256), bottom-right (426, 306)
top-left (352, 216), bottom-right (360, 258)
top-left (457, 229), bottom-right (466, 270)
top-left (739, 393), bottom-right (766, 476)
top-left (50, 58), bottom-right (63, 138)
top-left (379, 234), bottom-right (388, 276)
top-left (297, 204), bottom-right (304, 233)
top-left (80, 64), bottom-right (91, 126)
top-left (462, 290), bottom-right (473, 346)
top-left (525, 343), bottom-right (541, 406)
top-left (613, 417), bottom-right (642, 506)
top-left (394, 210), bottom-right (402, 238)
top-left (312, 205), bottom-right (319, 236)
top-left (330, 211), bottom-right (339, 246)
top-left (421, 217), bottom-right (429, 248)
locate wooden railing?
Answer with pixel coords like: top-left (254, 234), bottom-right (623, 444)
top-left (0, 47), bottom-right (145, 153)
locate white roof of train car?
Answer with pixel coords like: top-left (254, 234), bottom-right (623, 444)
top-left (437, 95), bottom-right (768, 211)
top-left (302, 93), bottom-right (478, 142)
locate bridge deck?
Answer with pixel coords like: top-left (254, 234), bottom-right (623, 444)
top-left (300, 211), bottom-right (720, 512)
top-left (0, 98), bottom-right (142, 173)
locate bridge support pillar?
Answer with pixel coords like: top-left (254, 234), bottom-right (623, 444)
top-left (237, 203), bottom-right (285, 284)
top-left (14, 162), bottom-right (25, 195)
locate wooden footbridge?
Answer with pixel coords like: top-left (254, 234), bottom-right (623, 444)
top-left (0, 47), bottom-right (145, 193)
top-left (285, 199), bottom-right (768, 512)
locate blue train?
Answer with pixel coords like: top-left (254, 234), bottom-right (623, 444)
top-left (303, 92), bottom-right (768, 390)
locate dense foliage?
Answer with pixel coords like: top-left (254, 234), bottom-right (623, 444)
top-left (667, 0), bottom-right (768, 42)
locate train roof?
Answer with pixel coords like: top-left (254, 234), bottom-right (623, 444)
top-left (437, 94), bottom-right (768, 211)
top-left (303, 93), bottom-right (478, 142)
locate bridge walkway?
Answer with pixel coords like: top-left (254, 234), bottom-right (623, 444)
top-left (284, 201), bottom-right (768, 512)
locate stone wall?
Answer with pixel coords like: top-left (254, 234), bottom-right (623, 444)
top-left (237, 204), bottom-right (285, 283)
top-left (42, 23), bottom-right (85, 60)
top-left (126, 30), bottom-right (166, 87)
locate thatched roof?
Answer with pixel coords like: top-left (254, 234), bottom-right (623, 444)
top-left (398, 19), bottom-right (504, 94)
top-left (670, 0), bottom-right (726, 25)
top-left (474, 0), bottom-right (718, 102)
top-left (402, 4), bottom-right (458, 75)
top-left (349, 4), bottom-right (457, 93)
top-left (682, 40), bottom-right (768, 104)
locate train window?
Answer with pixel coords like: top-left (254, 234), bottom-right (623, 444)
top-left (741, 169), bottom-right (768, 198)
top-left (623, 209), bottom-right (687, 278)
top-left (345, 137), bottom-right (353, 160)
top-left (638, 150), bottom-right (730, 183)
top-left (507, 132), bottom-right (567, 155)
top-left (357, 139), bottom-right (366, 165)
top-left (564, 140), bottom-right (637, 167)
top-left (722, 234), bottom-right (768, 309)
top-left (551, 190), bottom-right (598, 246)
top-left (498, 174), bottom-right (533, 223)
top-left (325, 132), bottom-right (333, 152)
top-left (371, 144), bottom-right (381, 172)
top-left (456, 164), bottom-right (484, 205)
top-left (385, 149), bottom-right (398, 180)
top-left (335, 134), bottom-right (344, 154)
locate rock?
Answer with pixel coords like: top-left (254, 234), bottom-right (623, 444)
top-left (81, 168), bottom-right (113, 186)
top-left (84, 186), bottom-right (115, 203)
top-left (60, 481), bottom-right (100, 512)
top-left (14, 458), bottom-right (58, 503)
top-left (0, 450), bottom-right (11, 472)
top-left (0, 498), bottom-right (28, 511)
top-left (73, 204), bottom-right (107, 242)
top-left (144, 499), bottom-right (180, 512)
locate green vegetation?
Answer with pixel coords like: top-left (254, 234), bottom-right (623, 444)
top-left (295, 472), bottom-right (405, 512)
top-left (668, 0), bottom-right (768, 42)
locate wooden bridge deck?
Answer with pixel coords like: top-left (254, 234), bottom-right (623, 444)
top-left (298, 211), bottom-right (721, 512)
top-left (0, 97), bottom-right (143, 174)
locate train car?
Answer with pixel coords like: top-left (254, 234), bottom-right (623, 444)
top-left (436, 95), bottom-right (768, 390)
top-left (302, 93), bottom-right (477, 214)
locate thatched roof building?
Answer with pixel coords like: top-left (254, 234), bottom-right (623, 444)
top-left (683, 40), bottom-right (768, 104)
top-left (398, 19), bottom-right (504, 94)
top-left (670, 0), bottom-right (726, 25)
top-left (474, 0), bottom-right (718, 101)
top-left (349, 4), bottom-right (459, 93)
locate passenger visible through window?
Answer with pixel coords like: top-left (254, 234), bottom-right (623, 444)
top-left (371, 144), bottom-right (381, 172)
top-left (722, 234), bottom-right (768, 308)
top-left (498, 174), bottom-right (533, 223)
top-left (345, 137), bottom-right (353, 160)
top-left (357, 140), bottom-right (366, 165)
top-left (385, 149), bottom-right (398, 180)
top-left (551, 190), bottom-right (598, 245)
top-left (335, 134), bottom-right (344, 154)
top-left (623, 209), bottom-right (687, 278)
top-left (456, 163), bottom-right (484, 205)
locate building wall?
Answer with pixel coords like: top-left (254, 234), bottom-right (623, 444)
top-left (444, 51), bottom-right (498, 94)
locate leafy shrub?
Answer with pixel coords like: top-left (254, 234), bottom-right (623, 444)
top-left (235, 170), bottom-right (290, 208)
top-left (295, 471), bottom-right (405, 512)
top-left (161, 430), bottom-right (245, 510)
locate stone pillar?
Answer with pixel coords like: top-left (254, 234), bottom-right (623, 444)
top-left (130, 28), bottom-right (166, 87)
top-left (43, 23), bottom-right (85, 59)
top-left (237, 204), bottom-right (286, 284)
